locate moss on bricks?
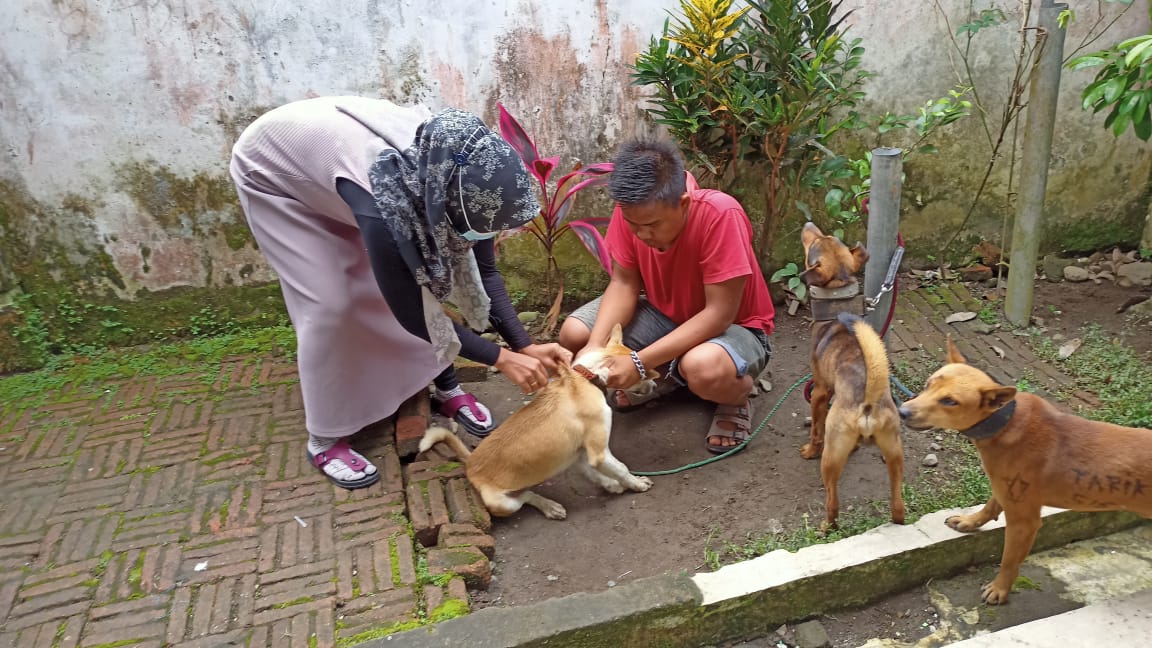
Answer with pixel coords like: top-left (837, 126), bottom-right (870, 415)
top-left (428, 598), bottom-right (469, 623)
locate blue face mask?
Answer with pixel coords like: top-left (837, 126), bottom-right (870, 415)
top-left (451, 148), bottom-right (501, 242)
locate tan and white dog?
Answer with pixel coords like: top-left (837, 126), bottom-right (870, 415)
top-left (419, 324), bottom-right (657, 519)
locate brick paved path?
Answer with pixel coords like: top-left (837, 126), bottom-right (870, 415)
top-left (0, 355), bottom-right (490, 648)
top-left (0, 284), bottom-right (1093, 648)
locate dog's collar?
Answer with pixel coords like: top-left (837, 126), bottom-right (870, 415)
top-left (960, 400), bottom-right (1017, 440)
top-left (809, 282), bottom-right (865, 322)
top-left (809, 282), bottom-right (860, 300)
top-left (573, 364), bottom-right (598, 382)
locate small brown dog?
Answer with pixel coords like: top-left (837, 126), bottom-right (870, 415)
top-left (799, 222), bottom-right (905, 529)
top-left (899, 336), bottom-right (1152, 604)
top-left (419, 324), bottom-right (655, 520)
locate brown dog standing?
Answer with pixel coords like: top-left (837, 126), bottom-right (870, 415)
top-left (899, 336), bottom-right (1152, 604)
top-left (799, 223), bottom-right (905, 529)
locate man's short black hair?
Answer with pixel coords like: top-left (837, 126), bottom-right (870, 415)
top-left (608, 138), bottom-right (687, 206)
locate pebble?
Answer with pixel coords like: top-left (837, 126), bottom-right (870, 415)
top-left (929, 442), bottom-right (943, 452)
top-left (607, 580), bottom-right (616, 587)
top-left (546, 574), bottom-right (559, 581)
top-left (922, 453), bottom-right (939, 467)
top-left (934, 434), bottom-right (944, 442)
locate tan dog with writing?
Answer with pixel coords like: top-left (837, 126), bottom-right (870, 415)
top-left (899, 336), bottom-right (1152, 604)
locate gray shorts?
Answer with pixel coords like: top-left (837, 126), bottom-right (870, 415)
top-left (566, 296), bottom-right (772, 385)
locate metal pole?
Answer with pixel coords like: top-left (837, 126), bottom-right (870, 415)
top-left (865, 147), bottom-right (902, 334)
top-left (1005, 0), bottom-right (1068, 326)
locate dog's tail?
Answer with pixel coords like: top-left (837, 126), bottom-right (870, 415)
top-left (418, 422), bottom-right (472, 461)
top-left (837, 312), bottom-right (891, 409)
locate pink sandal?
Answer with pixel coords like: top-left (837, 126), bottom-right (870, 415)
top-left (433, 393), bottom-right (497, 438)
top-left (307, 438), bottom-right (379, 489)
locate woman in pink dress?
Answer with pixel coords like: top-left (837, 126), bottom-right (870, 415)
top-left (230, 97), bottom-right (568, 489)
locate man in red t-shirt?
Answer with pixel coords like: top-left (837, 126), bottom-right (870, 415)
top-left (559, 138), bottom-right (775, 453)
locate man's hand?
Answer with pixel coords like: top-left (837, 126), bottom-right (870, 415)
top-left (600, 355), bottom-right (643, 390)
top-left (494, 348), bottom-right (550, 394)
top-left (520, 343), bottom-right (573, 372)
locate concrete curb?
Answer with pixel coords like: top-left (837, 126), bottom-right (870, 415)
top-left (374, 507), bottom-right (1143, 648)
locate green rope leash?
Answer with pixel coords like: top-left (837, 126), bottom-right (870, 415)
top-left (631, 373), bottom-right (813, 477)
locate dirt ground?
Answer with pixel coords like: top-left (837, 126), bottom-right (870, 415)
top-left (448, 274), bottom-right (1150, 618)
top-left (710, 276), bottom-right (1152, 648)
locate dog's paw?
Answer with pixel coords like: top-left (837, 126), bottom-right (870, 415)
top-left (800, 443), bottom-right (822, 460)
top-left (540, 501), bottom-right (567, 520)
top-left (629, 476), bottom-right (653, 492)
top-left (980, 581), bottom-right (1011, 605)
top-left (601, 480), bottom-right (626, 494)
top-left (946, 514), bottom-right (984, 533)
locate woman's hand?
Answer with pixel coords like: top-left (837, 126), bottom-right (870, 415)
top-left (520, 343), bottom-right (573, 372)
top-left (494, 347), bottom-right (551, 394)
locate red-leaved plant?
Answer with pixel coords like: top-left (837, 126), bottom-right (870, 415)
top-left (497, 103), bottom-right (615, 333)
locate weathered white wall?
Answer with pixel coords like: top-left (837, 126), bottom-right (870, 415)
top-left (1, 0), bottom-right (670, 296)
top-left (0, 0), bottom-right (1149, 299)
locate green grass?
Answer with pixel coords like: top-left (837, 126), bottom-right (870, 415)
top-left (977, 302), bottom-right (998, 324)
top-left (0, 325), bottom-right (297, 406)
top-left (1032, 324), bottom-right (1152, 428)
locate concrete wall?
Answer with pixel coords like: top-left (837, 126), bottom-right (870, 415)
top-left (0, 0), bottom-right (1149, 302)
top-left (845, 0), bottom-right (1152, 261)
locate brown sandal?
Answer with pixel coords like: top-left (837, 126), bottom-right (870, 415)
top-left (706, 403), bottom-right (751, 454)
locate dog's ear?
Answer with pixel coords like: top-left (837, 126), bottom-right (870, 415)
top-left (946, 335), bottom-right (968, 364)
top-left (801, 222), bottom-right (823, 248)
top-left (980, 385), bottom-right (1017, 411)
top-left (646, 369), bottom-right (661, 382)
top-left (608, 323), bottom-right (624, 346)
top-left (850, 243), bottom-right (870, 271)
top-left (798, 265), bottom-right (820, 286)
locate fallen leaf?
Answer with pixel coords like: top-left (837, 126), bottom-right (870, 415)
top-left (1058, 338), bottom-right (1082, 360)
top-left (992, 345), bottom-right (1005, 358)
top-left (945, 311), bottom-right (978, 324)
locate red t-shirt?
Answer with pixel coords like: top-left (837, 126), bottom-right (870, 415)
top-left (606, 189), bottom-right (776, 335)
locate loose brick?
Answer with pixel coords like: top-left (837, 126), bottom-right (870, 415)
top-left (394, 415), bottom-right (426, 458)
top-left (379, 445), bottom-right (404, 496)
top-left (169, 629), bottom-right (249, 648)
top-left (332, 588), bottom-right (417, 634)
top-left (444, 477), bottom-right (492, 533)
top-left (404, 459), bottom-right (466, 482)
top-left (315, 606), bottom-right (336, 648)
top-left (10, 586), bottom-right (90, 619)
top-left (166, 587), bottom-right (192, 644)
top-left (406, 479), bottom-right (450, 547)
top-left (423, 584), bottom-right (444, 616)
top-left (0, 577), bottom-right (20, 625)
top-left (436, 523), bottom-right (496, 560)
top-left (394, 391), bottom-right (430, 457)
top-left (250, 596), bottom-right (333, 626)
top-left (425, 545), bottom-right (491, 590)
top-left (80, 623), bottom-right (166, 648)
top-left (2, 600), bottom-right (90, 632)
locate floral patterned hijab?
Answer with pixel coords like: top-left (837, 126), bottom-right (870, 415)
top-left (368, 109), bottom-right (538, 364)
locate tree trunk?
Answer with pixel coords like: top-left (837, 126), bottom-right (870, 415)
top-left (1143, 200), bottom-right (1152, 252)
